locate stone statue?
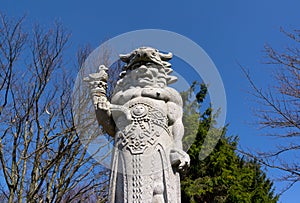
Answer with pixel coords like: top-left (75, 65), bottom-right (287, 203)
top-left (85, 47), bottom-right (190, 203)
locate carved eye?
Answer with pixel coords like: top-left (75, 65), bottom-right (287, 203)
top-left (152, 52), bottom-right (156, 56)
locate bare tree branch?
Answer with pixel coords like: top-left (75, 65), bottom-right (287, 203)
top-left (0, 13), bottom-right (110, 203)
top-left (240, 28), bottom-right (300, 193)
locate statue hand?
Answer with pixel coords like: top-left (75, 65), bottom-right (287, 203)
top-left (94, 96), bottom-right (111, 111)
top-left (170, 148), bottom-right (190, 170)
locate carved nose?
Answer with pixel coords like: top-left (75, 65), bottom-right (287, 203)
top-left (137, 52), bottom-right (148, 59)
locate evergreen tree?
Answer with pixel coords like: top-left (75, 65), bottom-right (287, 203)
top-left (180, 83), bottom-right (279, 203)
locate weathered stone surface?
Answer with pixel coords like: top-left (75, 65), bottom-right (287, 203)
top-left (85, 47), bottom-right (190, 203)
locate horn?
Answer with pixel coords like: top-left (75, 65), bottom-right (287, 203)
top-left (159, 52), bottom-right (173, 61)
top-left (119, 53), bottom-right (132, 63)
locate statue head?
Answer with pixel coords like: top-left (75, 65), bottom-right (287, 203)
top-left (119, 47), bottom-right (172, 69)
top-left (114, 47), bottom-right (177, 91)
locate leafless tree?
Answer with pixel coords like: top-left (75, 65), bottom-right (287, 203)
top-left (242, 28), bottom-right (300, 193)
top-left (0, 14), bottom-right (110, 202)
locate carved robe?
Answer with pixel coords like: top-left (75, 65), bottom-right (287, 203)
top-left (109, 97), bottom-right (181, 203)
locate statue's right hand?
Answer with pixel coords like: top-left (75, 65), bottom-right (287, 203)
top-left (94, 96), bottom-right (111, 111)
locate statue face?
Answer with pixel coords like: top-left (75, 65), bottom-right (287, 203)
top-left (129, 65), bottom-right (167, 88)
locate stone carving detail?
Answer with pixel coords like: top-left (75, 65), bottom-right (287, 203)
top-left (85, 47), bottom-right (190, 203)
top-left (118, 102), bottom-right (169, 155)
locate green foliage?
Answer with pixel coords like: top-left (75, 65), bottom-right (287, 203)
top-left (180, 83), bottom-right (279, 203)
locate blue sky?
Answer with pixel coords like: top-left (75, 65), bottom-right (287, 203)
top-left (2, 0), bottom-right (300, 202)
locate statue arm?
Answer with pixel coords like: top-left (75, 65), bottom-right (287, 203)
top-left (95, 100), bottom-right (116, 137)
top-left (167, 96), bottom-right (190, 170)
top-left (168, 101), bottom-right (184, 149)
top-left (84, 65), bottom-right (116, 137)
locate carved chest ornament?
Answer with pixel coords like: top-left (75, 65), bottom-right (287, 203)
top-left (117, 102), bottom-right (170, 154)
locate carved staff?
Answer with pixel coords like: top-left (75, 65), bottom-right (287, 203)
top-left (83, 65), bottom-right (109, 109)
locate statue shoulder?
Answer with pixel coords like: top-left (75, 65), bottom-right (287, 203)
top-left (165, 87), bottom-right (183, 106)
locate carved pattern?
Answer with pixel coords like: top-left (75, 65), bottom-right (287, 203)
top-left (150, 151), bottom-right (155, 199)
top-left (132, 154), bottom-right (142, 203)
top-left (118, 102), bottom-right (170, 154)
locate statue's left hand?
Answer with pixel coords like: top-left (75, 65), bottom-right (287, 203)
top-left (170, 148), bottom-right (190, 170)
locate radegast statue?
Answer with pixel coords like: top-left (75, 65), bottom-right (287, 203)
top-left (85, 47), bottom-right (190, 203)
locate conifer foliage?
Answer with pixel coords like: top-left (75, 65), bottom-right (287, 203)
top-left (180, 83), bottom-right (279, 203)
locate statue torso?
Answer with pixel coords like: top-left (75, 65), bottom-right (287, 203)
top-left (111, 87), bottom-right (173, 154)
